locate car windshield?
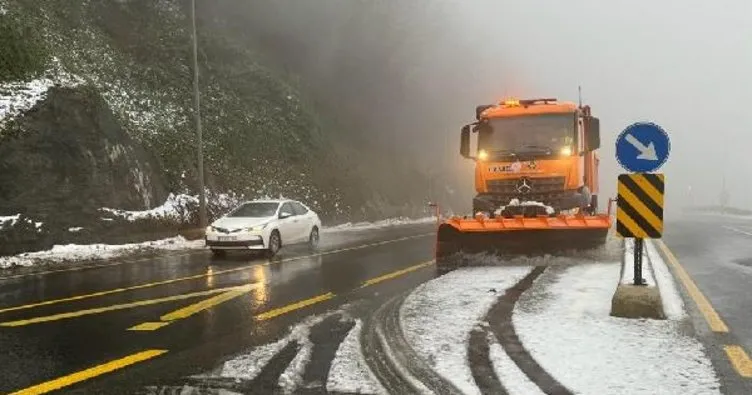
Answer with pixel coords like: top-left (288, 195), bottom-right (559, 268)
top-left (479, 113), bottom-right (575, 155)
top-left (226, 202), bottom-right (279, 218)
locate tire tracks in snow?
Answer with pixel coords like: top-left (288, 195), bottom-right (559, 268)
top-left (482, 265), bottom-right (573, 395)
top-left (362, 291), bottom-right (464, 395)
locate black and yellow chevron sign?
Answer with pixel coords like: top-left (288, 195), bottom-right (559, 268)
top-left (617, 173), bottom-right (665, 238)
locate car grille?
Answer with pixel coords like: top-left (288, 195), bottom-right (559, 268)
top-left (486, 176), bottom-right (565, 194)
top-left (214, 227), bottom-right (243, 234)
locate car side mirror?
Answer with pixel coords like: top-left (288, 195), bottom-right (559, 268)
top-left (585, 116), bottom-right (600, 151)
top-left (279, 211), bottom-right (293, 219)
top-left (460, 125), bottom-right (471, 158)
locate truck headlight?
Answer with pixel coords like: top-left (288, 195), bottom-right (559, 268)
top-left (478, 149), bottom-right (489, 161)
top-left (560, 146), bottom-right (572, 156)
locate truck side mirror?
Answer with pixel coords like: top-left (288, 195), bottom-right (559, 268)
top-left (460, 125), bottom-right (471, 158)
top-left (585, 116), bottom-right (600, 151)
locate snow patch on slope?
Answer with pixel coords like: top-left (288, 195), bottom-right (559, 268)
top-left (0, 58), bottom-right (84, 129)
top-left (0, 236), bottom-right (203, 269)
top-left (400, 266), bottom-right (533, 395)
top-left (326, 319), bottom-right (386, 394)
top-left (513, 263), bottom-right (722, 395)
top-left (100, 193), bottom-right (197, 222)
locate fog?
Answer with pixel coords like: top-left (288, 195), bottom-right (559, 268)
top-left (210, 0), bottom-right (752, 214)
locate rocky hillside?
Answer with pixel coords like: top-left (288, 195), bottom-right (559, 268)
top-left (0, 0), bottom-right (461, 256)
top-left (0, 0), bottom-right (451, 254)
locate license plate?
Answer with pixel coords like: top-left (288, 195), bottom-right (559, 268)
top-left (218, 236), bottom-right (237, 242)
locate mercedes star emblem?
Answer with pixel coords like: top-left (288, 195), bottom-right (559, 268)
top-left (515, 177), bottom-right (533, 194)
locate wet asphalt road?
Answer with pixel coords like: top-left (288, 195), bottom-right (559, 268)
top-left (663, 213), bottom-right (752, 393)
top-left (0, 223), bottom-right (438, 394)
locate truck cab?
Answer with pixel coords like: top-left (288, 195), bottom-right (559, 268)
top-left (460, 98), bottom-right (601, 216)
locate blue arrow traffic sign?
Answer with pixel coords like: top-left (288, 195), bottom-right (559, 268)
top-left (615, 122), bottom-right (670, 173)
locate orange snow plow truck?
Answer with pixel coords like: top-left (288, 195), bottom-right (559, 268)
top-left (436, 98), bottom-right (612, 274)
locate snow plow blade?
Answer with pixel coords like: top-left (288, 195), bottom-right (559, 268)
top-left (435, 215), bottom-right (611, 274)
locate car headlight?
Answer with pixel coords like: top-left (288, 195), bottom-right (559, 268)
top-left (246, 223), bottom-right (269, 232)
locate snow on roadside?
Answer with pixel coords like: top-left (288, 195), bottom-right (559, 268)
top-left (323, 216), bottom-right (437, 233)
top-left (646, 240), bottom-right (686, 320)
top-left (399, 266), bottom-right (533, 395)
top-left (220, 312), bottom-right (336, 381)
top-left (513, 263), bottom-right (722, 395)
top-left (0, 236), bottom-right (204, 269)
top-left (620, 238), bottom-right (656, 286)
top-left (326, 319), bottom-right (386, 395)
top-left (488, 335), bottom-right (545, 395)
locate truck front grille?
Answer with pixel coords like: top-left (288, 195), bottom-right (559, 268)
top-left (486, 176), bottom-right (566, 194)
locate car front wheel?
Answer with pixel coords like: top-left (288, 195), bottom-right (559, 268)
top-left (308, 226), bottom-right (320, 251)
top-left (267, 230), bottom-right (281, 257)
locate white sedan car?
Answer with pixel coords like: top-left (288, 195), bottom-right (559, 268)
top-left (205, 199), bottom-right (321, 257)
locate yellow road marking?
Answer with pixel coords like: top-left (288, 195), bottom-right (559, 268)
top-left (724, 345), bottom-right (752, 378)
top-left (0, 285), bottom-right (247, 327)
top-left (0, 251), bottom-right (197, 281)
top-left (128, 321), bottom-right (170, 331)
top-left (0, 271), bottom-right (216, 314)
top-left (255, 292), bottom-right (335, 321)
top-left (0, 233), bottom-right (434, 314)
top-left (655, 240), bottom-right (729, 332)
top-left (360, 260), bottom-right (434, 288)
top-left (254, 259), bottom-right (435, 321)
top-left (161, 286), bottom-right (251, 321)
top-left (8, 349), bottom-right (167, 395)
top-left (129, 285), bottom-right (254, 331)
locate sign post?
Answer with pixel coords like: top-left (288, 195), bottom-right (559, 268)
top-left (615, 122), bottom-right (670, 285)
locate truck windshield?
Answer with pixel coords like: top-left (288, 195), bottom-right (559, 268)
top-left (479, 113), bottom-right (575, 155)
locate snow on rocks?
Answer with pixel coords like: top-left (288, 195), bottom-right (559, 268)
top-left (100, 193), bottom-right (197, 222)
top-left (326, 319), bottom-right (386, 394)
top-left (513, 263), bottom-right (722, 395)
top-left (0, 236), bottom-right (203, 269)
top-left (0, 214), bottom-right (43, 233)
top-left (0, 214), bottom-right (20, 229)
top-left (399, 266), bottom-right (533, 395)
top-left (0, 58), bottom-right (84, 129)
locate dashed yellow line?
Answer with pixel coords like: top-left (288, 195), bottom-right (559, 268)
top-left (655, 240), bottom-right (729, 332)
top-left (0, 285), bottom-right (247, 327)
top-left (360, 260), bottom-right (434, 288)
top-left (128, 285), bottom-right (255, 331)
top-left (255, 292), bottom-right (335, 321)
top-left (0, 233), bottom-right (434, 314)
top-left (724, 345), bottom-right (752, 378)
top-left (8, 349), bottom-right (167, 394)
